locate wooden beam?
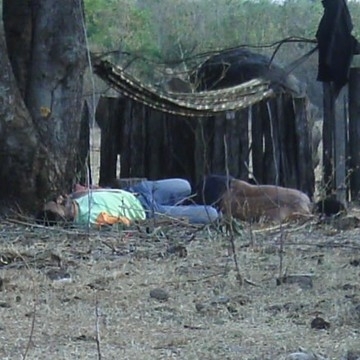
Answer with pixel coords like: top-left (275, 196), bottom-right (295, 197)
top-left (334, 89), bottom-right (347, 204)
top-left (348, 55), bottom-right (360, 200)
top-left (96, 97), bottom-right (123, 186)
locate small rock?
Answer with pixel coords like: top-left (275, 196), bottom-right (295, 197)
top-left (87, 277), bottom-right (108, 290)
top-left (286, 347), bottom-right (328, 360)
top-left (46, 269), bottom-right (71, 282)
top-left (353, 304), bottom-right (360, 319)
top-left (333, 216), bottom-right (360, 231)
top-left (311, 254), bottom-right (324, 265)
top-left (175, 266), bottom-right (189, 275)
top-left (343, 283), bottom-right (357, 291)
top-left (153, 305), bottom-right (177, 313)
top-left (266, 302), bottom-right (305, 315)
top-left (266, 304), bottom-right (283, 315)
top-left (194, 302), bottom-right (218, 315)
top-left (227, 344), bottom-right (243, 354)
top-left (286, 351), bottom-right (320, 360)
top-left (311, 316), bottom-right (330, 330)
top-left (150, 288), bottom-right (169, 302)
top-left (286, 352), bottom-right (316, 360)
top-left (343, 349), bottom-right (360, 360)
top-left (349, 259), bottom-right (360, 267)
top-left (226, 303), bottom-right (238, 314)
top-left (166, 245), bottom-right (187, 258)
top-left (195, 302), bottom-right (205, 312)
top-left (210, 295), bottom-right (230, 305)
top-left (72, 334), bottom-right (95, 342)
top-left (277, 274), bottom-right (313, 290)
top-left (232, 294), bottom-right (251, 305)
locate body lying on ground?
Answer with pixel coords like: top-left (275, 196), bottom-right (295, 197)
top-left (195, 175), bottom-right (312, 222)
top-left (37, 179), bottom-right (219, 227)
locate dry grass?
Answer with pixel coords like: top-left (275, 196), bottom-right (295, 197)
top-left (0, 215), bottom-right (360, 360)
top-left (1, 127), bottom-right (357, 359)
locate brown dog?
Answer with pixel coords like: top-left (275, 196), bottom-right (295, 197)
top-left (220, 179), bottom-right (312, 222)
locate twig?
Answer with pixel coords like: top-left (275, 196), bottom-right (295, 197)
top-left (285, 241), bottom-right (360, 250)
top-left (224, 135), bottom-right (243, 286)
top-left (229, 230), bottom-right (243, 286)
top-left (185, 271), bottom-right (229, 283)
top-left (20, 253), bottom-right (37, 360)
top-left (95, 295), bottom-right (102, 360)
top-left (4, 218), bottom-right (90, 235)
top-left (101, 240), bottom-right (117, 253)
top-left (22, 299), bottom-right (37, 360)
top-left (278, 226), bottom-right (285, 279)
top-left (243, 278), bottom-right (259, 287)
top-left (250, 220), bottom-right (314, 234)
top-left (183, 324), bottom-right (208, 330)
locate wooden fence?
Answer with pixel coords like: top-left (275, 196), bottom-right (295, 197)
top-left (94, 93), bottom-right (315, 196)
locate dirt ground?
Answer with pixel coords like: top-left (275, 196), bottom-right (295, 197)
top-left (1, 212), bottom-right (360, 360)
top-left (1, 128), bottom-right (358, 360)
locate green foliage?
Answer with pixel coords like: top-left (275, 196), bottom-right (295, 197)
top-left (84, 0), bottom-right (157, 55)
top-left (84, 0), bottom-right (360, 84)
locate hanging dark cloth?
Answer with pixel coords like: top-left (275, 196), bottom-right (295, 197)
top-left (316, 0), bottom-right (360, 95)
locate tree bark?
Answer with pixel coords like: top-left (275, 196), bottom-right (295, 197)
top-left (1, 0), bottom-right (87, 206)
top-left (2, 0), bottom-right (32, 98)
top-left (0, 29), bottom-right (40, 206)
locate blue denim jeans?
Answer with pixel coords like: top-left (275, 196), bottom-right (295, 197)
top-left (127, 179), bottom-right (219, 224)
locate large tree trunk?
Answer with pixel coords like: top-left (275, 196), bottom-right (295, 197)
top-left (0, 28), bottom-right (40, 206)
top-left (1, 0), bottom-right (87, 207)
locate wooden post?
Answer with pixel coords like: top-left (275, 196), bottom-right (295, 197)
top-left (146, 108), bottom-right (166, 179)
top-left (96, 96), bottom-right (123, 186)
top-left (225, 112), bottom-right (241, 177)
top-left (348, 55), bottom-right (360, 201)
top-left (128, 102), bottom-right (147, 177)
top-left (251, 102), bottom-right (265, 183)
top-left (293, 97), bottom-right (315, 197)
top-left (194, 118), bottom-right (208, 182)
top-left (77, 100), bottom-right (90, 184)
top-left (334, 89), bottom-right (347, 204)
top-left (322, 83), bottom-right (336, 195)
top-left (263, 98), bottom-right (279, 185)
top-left (238, 108), bottom-right (250, 180)
top-left (212, 114), bottom-right (226, 174)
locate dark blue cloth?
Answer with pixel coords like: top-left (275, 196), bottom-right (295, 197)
top-left (316, 0), bottom-right (360, 95)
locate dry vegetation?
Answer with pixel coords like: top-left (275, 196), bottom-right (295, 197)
top-left (1, 211), bottom-right (360, 360)
top-left (0, 131), bottom-right (358, 360)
